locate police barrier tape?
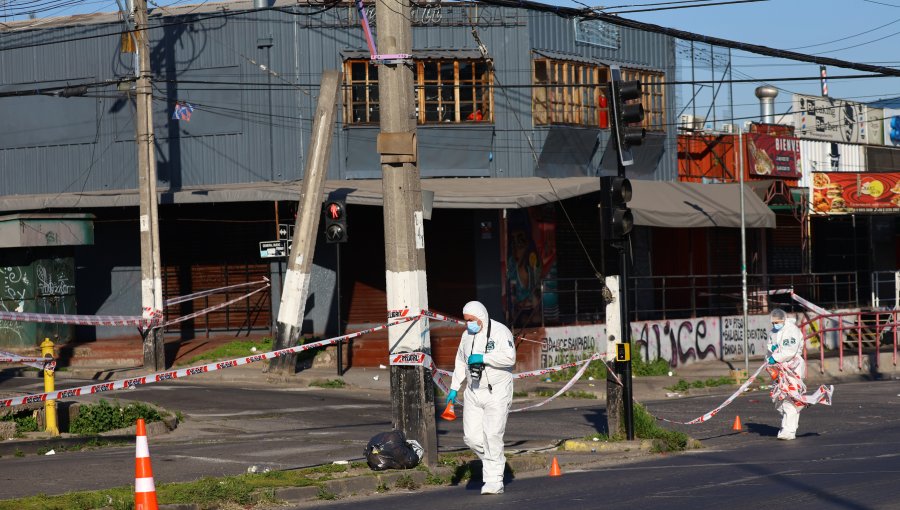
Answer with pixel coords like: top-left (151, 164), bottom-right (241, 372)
top-left (657, 363), bottom-right (768, 425)
top-left (161, 284), bottom-right (271, 328)
top-left (388, 352), bottom-right (449, 394)
top-left (0, 351), bottom-right (56, 372)
top-left (165, 278), bottom-right (270, 307)
top-left (0, 314), bottom-right (423, 408)
top-left (0, 307), bottom-right (162, 328)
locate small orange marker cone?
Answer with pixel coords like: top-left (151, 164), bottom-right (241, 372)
top-left (732, 415), bottom-right (743, 431)
top-left (549, 456), bottom-right (562, 477)
top-left (134, 418), bottom-right (159, 510)
top-left (441, 402), bottom-right (456, 421)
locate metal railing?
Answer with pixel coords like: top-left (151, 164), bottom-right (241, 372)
top-left (870, 271), bottom-right (900, 309)
top-left (537, 271), bottom-right (859, 325)
top-left (798, 310), bottom-right (899, 373)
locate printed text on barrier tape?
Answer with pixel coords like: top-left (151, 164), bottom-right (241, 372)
top-left (389, 352), bottom-right (449, 394)
top-left (0, 310), bottom-right (161, 327)
top-left (0, 314), bottom-right (422, 408)
top-left (0, 351), bottom-right (56, 372)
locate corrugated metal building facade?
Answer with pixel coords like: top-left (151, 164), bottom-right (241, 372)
top-left (0, 0), bottom-right (677, 351)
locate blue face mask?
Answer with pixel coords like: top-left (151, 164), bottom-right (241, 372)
top-left (466, 321), bottom-right (481, 334)
top-left (772, 322), bottom-right (784, 332)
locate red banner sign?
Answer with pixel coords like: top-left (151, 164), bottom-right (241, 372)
top-left (747, 133), bottom-right (801, 178)
top-left (811, 172), bottom-right (900, 213)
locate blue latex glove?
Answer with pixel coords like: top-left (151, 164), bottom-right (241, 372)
top-left (468, 354), bottom-right (484, 365)
top-left (770, 344), bottom-right (778, 352)
top-left (767, 355), bottom-right (776, 364)
top-left (447, 390), bottom-right (457, 404)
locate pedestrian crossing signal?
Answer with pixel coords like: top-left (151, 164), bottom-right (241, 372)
top-left (324, 200), bottom-right (348, 243)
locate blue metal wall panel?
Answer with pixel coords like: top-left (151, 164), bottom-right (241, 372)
top-left (0, 4), bottom-right (676, 191)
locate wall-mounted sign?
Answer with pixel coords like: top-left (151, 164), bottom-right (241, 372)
top-left (573, 18), bottom-right (620, 49)
top-left (811, 172), bottom-right (900, 214)
top-left (793, 94), bottom-right (881, 144)
top-left (746, 133), bottom-right (801, 178)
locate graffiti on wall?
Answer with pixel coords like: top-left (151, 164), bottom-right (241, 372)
top-left (632, 317), bottom-right (721, 367)
top-left (0, 265), bottom-right (31, 344)
top-left (541, 324), bottom-right (604, 367)
top-left (505, 205), bottom-right (558, 327)
top-left (721, 315), bottom-right (769, 360)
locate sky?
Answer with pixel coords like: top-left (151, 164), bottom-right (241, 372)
top-left (2, 0), bottom-right (899, 126)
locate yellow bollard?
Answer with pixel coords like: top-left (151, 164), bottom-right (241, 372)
top-left (40, 338), bottom-right (59, 436)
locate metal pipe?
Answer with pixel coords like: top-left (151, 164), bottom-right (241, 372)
top-left (754, 85), bottom-right (778, 124)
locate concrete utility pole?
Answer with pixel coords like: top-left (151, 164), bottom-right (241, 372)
top-left (134, 0), bottom-right (165, 370)
top-left (269, 70), bottom-right (342, 374)
top-left (375, 0), bottom-right (437, 467)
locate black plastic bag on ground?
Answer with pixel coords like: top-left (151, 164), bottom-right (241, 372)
top-left (364, 430), bottom-right (423, 471)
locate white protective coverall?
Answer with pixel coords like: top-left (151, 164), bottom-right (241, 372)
top-left (450, 301), bottom-right (517, 491)
top-left (767, 317), bottom-right (806, 440)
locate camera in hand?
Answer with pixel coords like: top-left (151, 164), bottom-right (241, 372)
top-left (468, 362), bottom-right (485, 382)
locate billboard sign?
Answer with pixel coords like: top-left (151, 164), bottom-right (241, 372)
top-left (793, 94), bottom-right (879, 144)
top-left (746, 133), bottom-right (801, 178)
top-left (811, 172), bottom-right (900, 214)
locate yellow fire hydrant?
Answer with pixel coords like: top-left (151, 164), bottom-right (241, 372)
top-left (40, 338), bottom-right (59, 436)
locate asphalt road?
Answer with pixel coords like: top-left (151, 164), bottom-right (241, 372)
top-left (304, 379), bottom-right (900, 510)
top-left (0, 375), bottom-right (898, 506)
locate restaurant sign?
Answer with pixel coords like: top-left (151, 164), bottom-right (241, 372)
top-left (811, 172), bottom-right (900, 214)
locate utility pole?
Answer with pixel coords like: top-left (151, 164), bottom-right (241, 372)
top-left (375, 0), bottom-right (437, 467)
top-left (268, 70), bottom-right (342, 375)
top-left (133, 0), bottom-right (165, 370)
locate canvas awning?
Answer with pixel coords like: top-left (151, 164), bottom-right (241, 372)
top-left (628, 180), bottom-right (776, 228)
top-left (0, 178), bottom-right (775, 228)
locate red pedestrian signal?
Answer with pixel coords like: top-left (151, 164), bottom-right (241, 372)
top-left (323, 200), bottom-right (348, 243)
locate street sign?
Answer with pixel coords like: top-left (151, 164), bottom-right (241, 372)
top-left (278, 223), bottom-right (294, 240)
top-left (259, 240), bottom-right (287, 258)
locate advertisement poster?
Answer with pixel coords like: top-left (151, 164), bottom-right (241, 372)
top-left (794, 94), bottom-right (879, 144)
top-left (811, 172), bottom-right (900, 214)
top-left (505, 205), bottom-right (558, 327)
top-left (746, 133), bottom-right (801, 178)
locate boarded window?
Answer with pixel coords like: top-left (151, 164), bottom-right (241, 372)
top-left (622, 68), bottom-right (666, 132)
top-left (532, 58), bottom-right (609, 128)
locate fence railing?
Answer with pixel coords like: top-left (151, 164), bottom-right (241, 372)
top-left (870, 271), bottom-right (900, 309)
top-left (537, 271), bottom-right (859, 326)
top-left (799, 310), bottom-right (899, 373)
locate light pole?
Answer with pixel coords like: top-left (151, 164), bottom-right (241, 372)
top-left (737, 126), bottom-right (749, 375)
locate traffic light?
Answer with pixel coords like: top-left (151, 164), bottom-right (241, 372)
top-left (600, 176), bottom-right (633, 240)
top-left (608, 67), bottom-right (646, 167)
top-left (323, 199), bottom-right (348, 243)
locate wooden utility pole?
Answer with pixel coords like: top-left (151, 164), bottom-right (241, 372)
top-left (269, 70), bottom-right (342, 374)
top-left (134, 0), bottom-right (165, 370)
top-left (375, 0), bottom-right (437, 466)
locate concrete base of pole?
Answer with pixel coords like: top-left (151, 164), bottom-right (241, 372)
top-left (606, 372), bottom-right (624, 437)
top-left (389, 364), bottom-right (437, 467)
top-left (267, 322), bottom-right (301, 375)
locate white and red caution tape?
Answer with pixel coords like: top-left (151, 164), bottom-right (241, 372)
top-left (0, 351), bottom-right (56, 372)
top-left (657, 363), bottom-right (768, 425)
top-left (0, 309), bottom-right (161, 328)
top-left (161, 284), bottom-right (271, 328)
top-left (164, 278), bottom-right (270, 307)
top-left (0, 314), bottom-right (423, 408)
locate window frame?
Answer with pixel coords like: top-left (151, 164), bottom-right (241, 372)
top-left (532, 58), bottom-right (609, 128)
top-left (622, 68), bottom-right (666, 132)
top-left (342, 58), bottom-right (494, 126)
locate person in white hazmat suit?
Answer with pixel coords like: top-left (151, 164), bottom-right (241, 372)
top-left (767, 308), bottom-right (806, 440)
top-left (446, 301), bottom-right (516, 495)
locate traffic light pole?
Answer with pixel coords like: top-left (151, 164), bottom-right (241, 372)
top-left (616, 161), bottom-right (635, 441)
top-left (268, 70), bottom-right (342, 375)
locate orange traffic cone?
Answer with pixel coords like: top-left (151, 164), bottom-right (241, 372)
top-left (549, 456), bottom-right (562, 477)
top-left (134, 418), bottom-right (158, 510)
top-left (441, 402), bottom-right (456, 421)
top-left (732, 415), bottom-right (743, 432)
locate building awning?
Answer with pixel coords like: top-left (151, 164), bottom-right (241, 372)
top-left (0, 178), bottom-right (775, 228)
top-left (629, 180), bottom-right (776, 228)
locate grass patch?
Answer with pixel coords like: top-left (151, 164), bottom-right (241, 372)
top-left (546, 345), bottom-right (671, 383)
top-left (70, 400), bottom-right (163, 435)
top-left (512, 390), bottom-right (529, 398)
top-left (0, 464), bottom-right (343, 510)
top-left (178, 338), bottom-right (273, 366)
top-left (0, 412), bottom-right (38, 434)
top-left (632, 355), bottom-right (671, 376)
top-left (632, 402), bottom-right (690, 453)
top-left (317, 487), bottom-right (338, 500)
top-left (308, 379), bottom-right (346, 389)
top-left (394, 474), bottom-right (419, 490)
top-left (666, 376), bottom-right (736, 393)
